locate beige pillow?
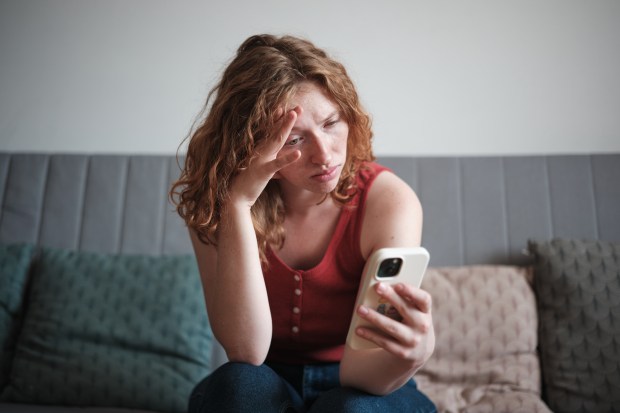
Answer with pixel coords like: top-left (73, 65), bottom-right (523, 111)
top-left (415, 265), bottom-right (551, 413)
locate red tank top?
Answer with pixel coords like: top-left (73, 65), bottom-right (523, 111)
top-left (264, 162), bottom-right (390, 364)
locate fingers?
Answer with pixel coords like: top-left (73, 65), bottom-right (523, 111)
top-left (356, 305), bottom-right (415, 346)
top-left (355, 320), bottom-right (419, 360)
top-left (260, 107), bottom-right (302, 176)
top-left (261, 107), bottom-right (301, 156)
top-left (392, 283), bottom-right (433, 314)
top-left (228, 107), bottom-right (301, 206)
top-left (276, 108), bottom-right (298, 146)
top-left (355, 283), bottom-right (434, 357)
top-left (268, 149), bottom-right (301, 175)
top-left (383, 283), bottom-right (433, 336)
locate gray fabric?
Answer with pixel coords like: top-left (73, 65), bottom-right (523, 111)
top-left (0, 154), bottom-right (49, 245)
top-left (1, 247), bottom-right (211, 411)
top-left (528, 238), bottom-right (620, 413)
top-left (0, 243), bottom-right (35, 390)
top-left (0, 154), bottom-right (192, 255)
top-left (0, 152), bottom-right (619, 411)
top-left (1, 153), bottom-right (619, 265)
top-left (400, 154), bottom-right (620, 266)
top-left (0, 404), bottom-right (155, 412)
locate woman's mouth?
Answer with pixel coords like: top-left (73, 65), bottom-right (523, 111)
top-left (311, 165), bottom-right (340, 183)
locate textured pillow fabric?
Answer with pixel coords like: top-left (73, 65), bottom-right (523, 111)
top-left (415, 265), bottom-right (551, 413)
top-left (0, 243), bottom-right (35, 391)
top-left (1, 247), bottom-right (212, 413)
top-left (528, 238), bottom-right (620, 413)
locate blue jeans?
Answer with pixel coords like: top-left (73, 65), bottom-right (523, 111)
top-left (188, 362), bottom-right (437, 413)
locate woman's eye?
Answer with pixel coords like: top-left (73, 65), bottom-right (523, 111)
top-left (287, 137), bottom-right (302, 146)
top-left (325, 118), bottom-right (340, 128)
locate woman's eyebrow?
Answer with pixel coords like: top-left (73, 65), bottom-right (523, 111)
top-left (321, 110), bottom-right (340, 122)
top-left (291, 110), bottom-right (340, 132)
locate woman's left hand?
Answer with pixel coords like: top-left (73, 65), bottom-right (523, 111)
top-left (355, 282), bottom-right (435, 369)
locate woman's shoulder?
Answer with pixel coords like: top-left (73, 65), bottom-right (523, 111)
top-left (354, 161), bottom-right (420, 218)
top-left (359, 165), bottom-right (422, 257)
top-left (366, 168), bottom-right (420, 213)
top-left (356, 161), bottom-right (391, 186)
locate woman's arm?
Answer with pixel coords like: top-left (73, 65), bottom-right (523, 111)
top-left (339, 171), bottom-right (435, 395)
top-left (191, 206), bottom-right (270, 365)
top-left (191, 108), bottom-right (301, 366)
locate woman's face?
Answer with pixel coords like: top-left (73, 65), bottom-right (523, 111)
top-left (276, 81), bottom-right (349, 196)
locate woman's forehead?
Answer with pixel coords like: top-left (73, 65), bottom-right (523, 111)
top-left (288, 82), bottom-right (339, 112)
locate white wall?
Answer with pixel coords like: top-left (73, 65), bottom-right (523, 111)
top-left (1, 0), bottom-right (619, 156)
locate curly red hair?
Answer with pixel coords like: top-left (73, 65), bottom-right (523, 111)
top-left (170, 34), bottom-right (374, 263)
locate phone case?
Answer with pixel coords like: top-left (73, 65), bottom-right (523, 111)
top-left (346, 247), bottom-right (430, 350)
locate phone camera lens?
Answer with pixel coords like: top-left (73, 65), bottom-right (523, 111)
top-left (378, 257), bottom-right (403, 278)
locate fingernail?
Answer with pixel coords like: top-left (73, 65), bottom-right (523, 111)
top-left (376, 283), bottom-right (386, 293)
top-left (358, 305), bottom-right (369, 315)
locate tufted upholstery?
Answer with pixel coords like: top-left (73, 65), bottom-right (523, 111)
top-left (529, 238), bottom-right (620, 413)
top-left (1, 152), bottom-right (619, 412)
top-left (0, 244), bottom-right (35, 389)
top-left (2, 153), bottom-right (619, 266)
top-left (1, 248), bottom-right (212, 412)
top-left (416, 265), bottom-right (551, 413)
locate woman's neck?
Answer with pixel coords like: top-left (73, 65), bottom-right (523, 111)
top-left (279, 184), bottom-right (334, 217)
top-left (277, 190), bottom-right (342, 270)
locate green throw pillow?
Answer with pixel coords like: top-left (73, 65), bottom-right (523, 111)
top-left (0, 243), bottom-right (35, 391)
top-left (528, 238), bottom-right (620, 413)
top-left (1, 247), bottom-right (213, 413)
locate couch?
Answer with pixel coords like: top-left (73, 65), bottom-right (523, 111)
top-left (0, 152), bottom-right (619, 413)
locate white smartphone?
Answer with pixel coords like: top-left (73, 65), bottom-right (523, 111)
top-left (346, 247), bottom-right (430, 350)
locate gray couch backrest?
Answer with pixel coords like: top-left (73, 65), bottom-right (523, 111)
top-left (1, 153), bottom-right (619, 267)
top-left (382, 154), bottom-right (620, 266)
top-left (0, 154), bottom-right (191, 255)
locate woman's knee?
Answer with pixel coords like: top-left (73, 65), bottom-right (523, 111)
top-left (309, 383), bottom-right (436, 413)
top-left (189, 362), bottom-right (298, 413)
top-left (309, 387), bottom-right (375, 413)
top-left (192, 362), bottom-right (281, 400)
top-left (211, 362), bottom-right (278, 388)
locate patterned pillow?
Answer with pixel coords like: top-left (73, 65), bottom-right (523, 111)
top-left (415, 265), bottom-right (552, 413)
top-left (528, 238), bottom-right (620, 413)
top-left (0, 243), bottom-right (35, 390)
top-left (1, 247), bottom-right (212, 413)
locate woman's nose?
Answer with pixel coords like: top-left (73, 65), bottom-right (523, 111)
top-left (310, 135), bottom-right (332, 166)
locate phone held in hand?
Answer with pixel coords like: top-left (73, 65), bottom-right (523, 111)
top-left (346, 247), bottom-right (430, 350)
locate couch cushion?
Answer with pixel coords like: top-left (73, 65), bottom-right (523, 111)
top-left (415, 265), bottom-right (551, 413)
top-left (0, 403), bottom-right (156, 413)
top-left (1, 247), bottom-right (212, 413)
top-left (528, 238), bottom-right (620, 413)
top-left (0, 243), bottom-right (35, 391)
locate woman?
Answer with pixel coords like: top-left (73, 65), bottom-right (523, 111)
top-left (171, 34), bottom-right (436, 412)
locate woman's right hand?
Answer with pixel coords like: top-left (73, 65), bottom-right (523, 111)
top-left (229, 107), bottom-right (302, 207)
